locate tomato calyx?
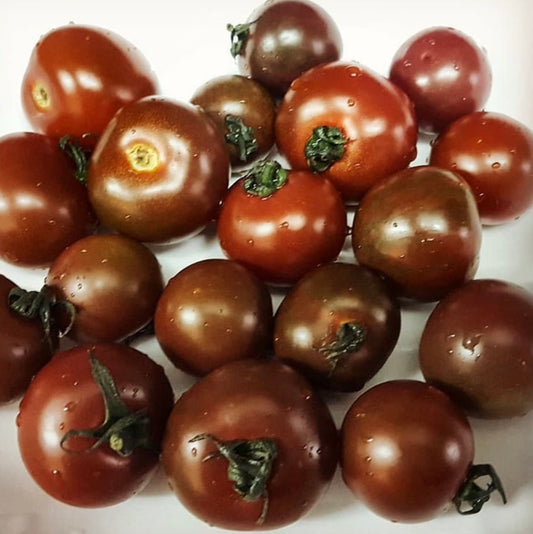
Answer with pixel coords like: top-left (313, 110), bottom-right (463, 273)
top-left (318, 321), bottom-right (367, 372)
top-left (243, 160), bottom-right (288, 197)
top-left (225, 114), bottom-right (259, 163)
top-left (453, 464), bottom-right (507, 515)
top-left (305, 125), bottom-right (347, 173)
top-left (60, 352), bottom-right (154, 457)
top-left (227, 19), bottom-right (258, 58)
top-left (59, 135), bottom-right (91, 184)
top-left (190, 432), bottom-right (277, 525)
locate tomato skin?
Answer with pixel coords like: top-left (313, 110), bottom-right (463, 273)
top-left (216, 168), bottom-right (347, 285)
top-left (341, 380), bottom-right (474, 523)
top-left (155, 259), bottom-right (273, 376)
top-left (430, 111), bottom-right (533, 225)
top-left (46, 234), bottom-right (164, 343)
top-left (17, 343), bottom-right (174, 507)
top-left (232, 0), bottom-right (342, 96)
top-left (419, 279), bottom-right (533, 418)
top-left (87, 96), bottom-right (230, 243)
top-left (275, 61), bottom-right (418, 202)
top-left (21, 24), bottom-right (158, 145)
top-left (274, 262), bottom-right (401, 392)
top-left (351, 165), bottom-right (482, 301)
top-left (0, 132), bottom-right (97, 266)
top-left (161, 358), bottom-right (339, 530)
top-left (389, 26), bottom-right (492, 133)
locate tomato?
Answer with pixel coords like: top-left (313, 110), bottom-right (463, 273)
top-left (161, 358), bottom-right (338, 530)
top-left (21, 24), bottom-right (158, 146)
top-left (419, 279), bottom-right (533, 418)
top-left (341, 380), bottom-right (506, 523)
top-left (389, 26), bottom-right (492, 133)
top-left (0, 132), bottom-right (97, 266)
top-left (45, 233), bottom-right (164, 343)
top-left (154, 259), bottom-right (273, 376)
top-left (216, 160), bottom-right (347, 285)
top-left (274, 262), bottom-right (401, 392)
top-left (190, 74), bottom-right (277, 168)
top-left (87, 96), bottom-right (230, 243)
top-left (275, 60), bottom-right (418, 202)
top-left (228, 0), bottom-right (342, 96)
top-left (429, 111), bottom-right (533, 225)
top-left (17, 343), bottom-right (173, 507)
top-left (351, 165), bottom-right (482, 301)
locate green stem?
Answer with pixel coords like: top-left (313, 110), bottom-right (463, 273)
top-left (227, 19), bottom-right (258, 58)
top-left (318, 321), bottom-right (367, 372)
top-left (304, 126), bottom-right (347, 173)
top-left (243, 160), bottom-right (288, 197)
top-left (59, 135), bottom-right (91, 184)
top-left (225, 115), bottom-right (258, 162)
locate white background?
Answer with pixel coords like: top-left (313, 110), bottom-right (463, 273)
top-left (1, 1), bottom-right (532, 533)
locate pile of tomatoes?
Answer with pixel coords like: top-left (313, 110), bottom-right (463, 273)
top-left (1, 0), bottom-right (532, 532)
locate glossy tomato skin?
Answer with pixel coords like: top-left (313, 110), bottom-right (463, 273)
top-left (389, 26), bottom-right (492, 133)
top-left (0, 275), bottom-right (56, 404)
top-left (87, 96), bottom-right (230, 243)
top-left (0, 132), bottom-right (97, 266)
top-left (351, 165), bottom-right (482, 301)
top-left (419, 279), bottom-right (533, 418)
top-left (162, 358), bottom-right (339, 530)
top-left (430, 111), bottom-right (533, 225)
top-left (190, 74), bottom-right (277, 167)
top-left (274, 262), bottom-right (401, 392)
top-left (155, 259), bottom-right (273, 376)
top-left (21, 24), bottom-right (158, 145)
top-left (17, 343), bottom-right (174, 507)
top-left (341, 380), bottom-right (474, 523)
top-left (232, 0), bottom-right (342, 96)
top-left (276, 61), bottom-right (418, 202)
top-left (46, 234), bottom-right (164, 343)
top-left (217, 168), bottom-right (347, 285)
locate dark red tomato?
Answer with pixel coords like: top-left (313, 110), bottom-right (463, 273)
top-left (216, 160), bottom-right (347, 285)
top-left (275, 61), bottom-right (418, 202)
top-left (341, 380), bottom-right (505, 522)
top-left (0, 275), bottom-right (57, 404)
top-left (17, 343), bottom-right (174, 507)
top-left (351, 165), bottom-right (482, 301)
top-left (87, 96), bottom-right (230, 243)
top-left (419, 279), bottom-right (533, 419)
top-left (154, 259), bottom-right (273, 376)
top-left (45, 233), bottom-right (163, 343)
top-left (274, 262), bottom-right (401, 392)
top-left (430, 111), bottom-right (533, 225)
top-left (389, 26), bottom-right (492, 133)
top-left (0, 132), bottom-right (97, 266)
top-left (228, 0), bottom-right (342, 96)
top-left (161, 358), bottom-right (338, 530)
top-left (190, 74), bottom-right (277, 168)
top-left (21, 24), bottom-right (158, 146)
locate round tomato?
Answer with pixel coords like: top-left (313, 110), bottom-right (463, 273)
top-left (228, 0), bottom-right (342, 96)
top-left (430, 111), bottom-right (533, 225)
top-left (419, 278), bottom-right (533, 418)
top-left (87, 96), bottom-right (230, 243)
top-left (17, 343), bottom-right (174, 507)
top-left (155, 259), bottom-right (273, 376)
top-left (274, 262), bottom-right (401, 392)
top-left (161, 358), bottom-right (339, 530)
top-left (275, 60), bottom-right (417, 202)
top-left (45, 233), bottom-right (164, 343)
top-left (0, 132), bottom-right (97, 266)
top-left (389, 26), bottom-right (492, 133)
top-left (216, 160), bottom-right (347, 285)
top-left (341, 380), bottom-right (506, 522)
top-left (190, 74), bottom-right (277, 168)
top-left (21, 24), bottom-right (158, 146)
top-left (351, 165), bottom-right (482, 301)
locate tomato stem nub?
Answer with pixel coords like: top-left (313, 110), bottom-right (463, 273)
top-left (59, 135), bottom-right (91, 184)
top-left (243, 160), bottom-right (288, 197)
top-left (227, 20), bottom-right (257, 58)
top-left (190, 433), bottom-right (277, 525)
top-left (453, 464), bottom-right (507, 515)
top-left (318, 321), bottom-right (367, 371)
top-left (305, 125), bottom-right (347, 173)
top-left (225, 114), bottom-right (258, 162)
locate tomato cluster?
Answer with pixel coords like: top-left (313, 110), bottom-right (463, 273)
top-left (1, 0), bottom-right (532, 531)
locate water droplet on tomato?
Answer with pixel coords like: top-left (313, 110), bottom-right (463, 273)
top-left (491, 162), bottom-right (501, 169)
